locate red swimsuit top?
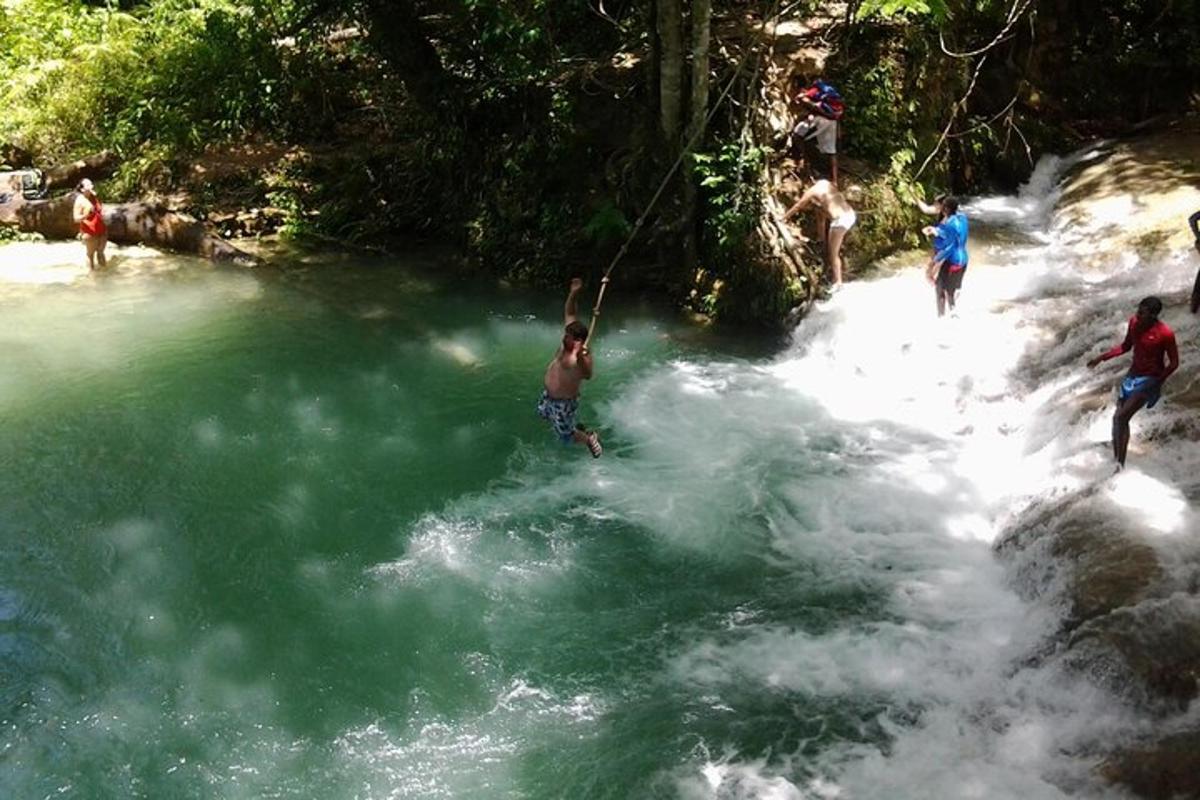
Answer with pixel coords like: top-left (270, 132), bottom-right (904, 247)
top-left (80, 196), bottom-right (106, 237)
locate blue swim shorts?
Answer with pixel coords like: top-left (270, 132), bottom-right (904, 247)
top-left (1118, 375), bottom-right (1161, 409)
top-left (537, 390), bottom-right (579, 443)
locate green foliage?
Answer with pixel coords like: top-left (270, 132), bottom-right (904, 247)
top-left (0, 227), bottom-right (43, 243)
top-left (690, 140), bottom-right (804, 325)
top-left (837, 54), bottom-right (920, 168)
top-left (856, 0), bottom-right (947, 22)
top-left (1043, 0), bottom-right (1200, 119)
top-left (582, 201), bottom-right (631, 248)
top-left (694, 142), bottom-right (765, 254)
top-left (849, 147), bottom-right (928, 266)
top-left (0, 0), bottom-right (345, 192)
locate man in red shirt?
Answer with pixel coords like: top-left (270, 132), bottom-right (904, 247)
top-left (1086, 296), bottom-right (1179, 468)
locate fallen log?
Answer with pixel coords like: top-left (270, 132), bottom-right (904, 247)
top-left (43, 150), bottom-right (120, 191)
top-left (1, 164), bottom-right (260, 266)
top-left (0, 143), bottom-right (34, 170)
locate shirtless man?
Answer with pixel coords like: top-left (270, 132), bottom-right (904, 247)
top-left (72, 178), bottom-right (107, 271)
top-left (1086, 296), bottom-right (1179, 469)
top-left (537, 278), bottom-right (602, 457)
top-left (784, 178), bottom-right (856, 288)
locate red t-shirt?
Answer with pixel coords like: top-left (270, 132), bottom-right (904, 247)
top-left (1104, 316), bottom-right (1178, 380)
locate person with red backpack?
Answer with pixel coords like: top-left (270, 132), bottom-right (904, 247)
top-left (789, 75), bottom-right (844, 185)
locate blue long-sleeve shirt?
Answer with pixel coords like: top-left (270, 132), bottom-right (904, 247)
top-left (933, 212), bottom-right (969, 268)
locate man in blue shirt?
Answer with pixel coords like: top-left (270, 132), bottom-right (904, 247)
top-left (923, 196), bottom-right (969, 317)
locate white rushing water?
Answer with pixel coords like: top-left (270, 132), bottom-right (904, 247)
top-left (347, 150), bottom-right (1200, 799)
top-left (660, 151), bottom-right (1200, 797)
top-left (8, 151), bottom-right (1194, 798)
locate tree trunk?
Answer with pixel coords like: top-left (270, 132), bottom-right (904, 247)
top-left (681, 0), bottom-right (712, 270)
top-left (361, 0), bottom-right (457, 114)
top-left (656, 0), bottom-right (685, 146)
top-left (647, 0), bottom-right (662, 133)
top-left (1, 172), bottom-right (258, 265)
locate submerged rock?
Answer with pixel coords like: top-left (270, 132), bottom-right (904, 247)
top-left (997, 501), bottom-right (1164, 626)
top-left (1100, 731), bottom-right (1200, 800)
top-left (1065, 594), bottom-right (1200, 711)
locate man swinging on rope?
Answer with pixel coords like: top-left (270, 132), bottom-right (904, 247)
top-left (537, 278), bottom-right (603, 457)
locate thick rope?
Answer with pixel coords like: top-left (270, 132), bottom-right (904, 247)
top-left (586, 0), bottom-right (783, 346)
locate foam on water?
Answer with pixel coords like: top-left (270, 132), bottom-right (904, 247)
top-left (355, 152), bottom-right (1199, 798)
top-left (4, 153), bottom-right (1198, 798)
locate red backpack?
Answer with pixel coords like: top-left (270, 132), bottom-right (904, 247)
top-left (803, 81), bottom-right (845, 121)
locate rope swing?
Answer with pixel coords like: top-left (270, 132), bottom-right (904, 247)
top-left (585, 0), bottom-right (782, 346)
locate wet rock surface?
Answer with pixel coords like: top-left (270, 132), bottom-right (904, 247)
top-left (1100, 731), bottom-right (1200, 800)
top-left (1003, 120), bottom-right (1200, 799)
top-left (1065, 594), bottom-right (1200, 711)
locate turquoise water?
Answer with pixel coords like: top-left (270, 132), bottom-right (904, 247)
top-left (4, 216), bottom-right (1175, 798)
top-left (0, 246), bottom-right (854, 799)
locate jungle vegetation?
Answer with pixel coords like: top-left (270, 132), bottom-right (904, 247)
top-left (2, 0), bottom-right (1197, 322)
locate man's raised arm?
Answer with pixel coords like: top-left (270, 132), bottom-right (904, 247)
top-left (916, 197), bottom-right (942, 216)
top-left (564, 277), bottom-right (583, 326)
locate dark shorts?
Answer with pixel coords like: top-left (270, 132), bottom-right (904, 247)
top-left (536, 390), bottom-right (579, 443)
top-left (936, 263), bottom-right (965, 293)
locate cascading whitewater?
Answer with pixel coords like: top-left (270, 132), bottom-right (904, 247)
top-left (0, 148), bottom-right (1196, 799)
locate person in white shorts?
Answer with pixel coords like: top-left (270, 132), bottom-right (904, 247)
top-left (784, 179), bottom-right (856, 288)
top-left (794, 115), bottom-right (837, 157)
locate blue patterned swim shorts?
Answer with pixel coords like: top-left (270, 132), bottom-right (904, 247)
top-left (1118, 375), bottom-right (1161, 409)
top-left (536, 390), bottom-right (579, 443)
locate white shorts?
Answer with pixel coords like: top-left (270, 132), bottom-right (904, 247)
top-left (829, 210), bottom-right (856, 231)
top-left (794, 115), bottom-right (838, 155)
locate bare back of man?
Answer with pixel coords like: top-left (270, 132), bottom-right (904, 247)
top-left (544, 344), bottom-right (586, 400)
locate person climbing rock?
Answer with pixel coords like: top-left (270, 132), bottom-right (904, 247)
top-left (788, 75), bottom-right (843, 186)
top-left (72, 178), bottom-right (107, 271)
top-left (537, 278), bottom-right (602, 458)
top-left (1188, 209), bottom-right (1199, 313)
top-left (784, 178), bottom-right (856, 289)
top-left (1086, 296), bottom-right (1179, 469)
top-left (922, 195), bottom-right (968, 317)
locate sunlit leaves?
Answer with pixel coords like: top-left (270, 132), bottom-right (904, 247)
top-left (856, 0), bottom-right (949, 23)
